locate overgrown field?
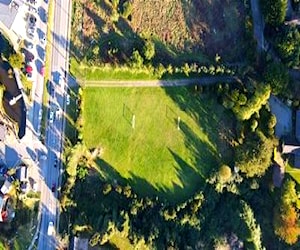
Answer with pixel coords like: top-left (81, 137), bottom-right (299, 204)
top-left (82, 87), bottom-right (234, 201)
top-left (71, 0), bottom-right (249, 65)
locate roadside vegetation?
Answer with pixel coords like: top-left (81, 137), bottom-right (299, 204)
top-left (58, 0), bottom-right (300, 249)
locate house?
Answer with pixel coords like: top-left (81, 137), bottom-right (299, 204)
top-left (0, 179), bottom-right (12, 194)
top-left (0, 0), bottom-right (27, 50)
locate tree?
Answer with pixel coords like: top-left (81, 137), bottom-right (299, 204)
top-left (143, 40), bottom-right (155, 61)
top-left (261, 0), bottom-right (288, 26)
top-left (274, 179), bottom-right (300, 244)
top-left (8, 53), bottom-right (23, 69)
top-left (218, 165), bottom-right (232, 183)
top-left (235, 131), bottom-right (277, 177)
top-left (240, 201), bottom-right (263, 250)
top-left (263, 62), bottom-right (289, 95)
top-left (122, 1), bottom-right (133, 19)
top-left (131, 50), bottom-right (144, 68)
top-left (231, 84), bottom-right (271, 121)
top-left (274, 25), bottom-right (300, 67)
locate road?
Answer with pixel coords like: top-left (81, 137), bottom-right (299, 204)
top-left (37, 0), bottom-right (72, 249)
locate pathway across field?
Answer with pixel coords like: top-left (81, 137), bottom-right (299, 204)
top-left (79, 76), bottom-right (240, 87)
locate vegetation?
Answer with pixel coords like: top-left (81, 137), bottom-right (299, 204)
top-left (81, 87), bottom-right (234, 201)
top-left (261, 0), bottom-right (288, 26)
top-left (60, 0), bottom-right (300, 249)
top-left (274, 179), bottom-right (300, 244)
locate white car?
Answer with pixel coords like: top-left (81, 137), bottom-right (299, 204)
top-left (49, 110), bottom-right (54, 123)
top-left (47, 221), bottom-right (54, 236)
top-left (66, 94), bottom-right (70, 105)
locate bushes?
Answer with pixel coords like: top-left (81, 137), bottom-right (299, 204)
top-left (235, 131), bottom-right (277, 178)
top-left (263, 62), bottom-right (289, 95)
top-left (261, 0), bottom-right (288, 26)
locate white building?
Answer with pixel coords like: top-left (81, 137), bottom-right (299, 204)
top-left (0, 0), bottom-right (27, 50)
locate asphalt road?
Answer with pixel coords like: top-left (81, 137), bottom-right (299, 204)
top-left (37, 0), bottom-right (72, 249)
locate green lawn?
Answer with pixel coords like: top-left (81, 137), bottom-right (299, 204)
top-left (83, 87), bottom-right (234, 201)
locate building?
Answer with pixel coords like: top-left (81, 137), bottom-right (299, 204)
top-left (0, 180), bottom-right (12, 194)
top-left (0, 0), bottom-right (27, 50)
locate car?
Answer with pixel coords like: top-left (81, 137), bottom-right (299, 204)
top-left (54, 156), bottom-right (58, 168)
top-left (66, 94), bottom-right (70, 105)
top-left (51, 183), bottom-right (56, 192)
top-left (49, 110), bottom-right (54, 123)
top-left (26, 72), bottom-right (33, 79)
top-left (47, 221), bottom-right (54, 235)
top-left (38, 109), bottom-right (42, 120)
top-left (28, 5), bottom-right (38, 14)
top-left (40, 35), bottom-right (46, 46)
top-left (25, 51), bottom-right (35, 62)
top-left (25, 65), bottom-right (33, 73)
top-left (24, 40), bottom-right (33, 50)
top-left (27, 31), bottom-right (34, 40)
top-left (40, 65), bottom-right (45, 76)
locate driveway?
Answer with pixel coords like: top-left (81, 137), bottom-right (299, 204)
top-left (269, 95), bottom-right (292, 137)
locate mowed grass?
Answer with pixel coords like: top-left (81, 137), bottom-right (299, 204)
top-left (83, 87), bottom-right (233, 201)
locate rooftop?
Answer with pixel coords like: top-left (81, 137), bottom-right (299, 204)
top-left (0, 0), bottom-right (23, 29)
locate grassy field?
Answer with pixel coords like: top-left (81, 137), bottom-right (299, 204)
top-left (83, 87), bottom-right (234, 201)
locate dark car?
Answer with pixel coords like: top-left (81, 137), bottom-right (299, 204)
top-left (54, 156), bottom-right (58, 168)
top-left (51, 183), bottom-right (56, 192)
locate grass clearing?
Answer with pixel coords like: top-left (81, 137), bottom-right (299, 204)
top-left (83, 87), bottom-right (234, 201)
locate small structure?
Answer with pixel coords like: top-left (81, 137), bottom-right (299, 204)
top-left (0, 179), bottom-right (12, 194)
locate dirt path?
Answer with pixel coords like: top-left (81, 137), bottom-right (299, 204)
top-left (80, 76), bottom-right (240, 87)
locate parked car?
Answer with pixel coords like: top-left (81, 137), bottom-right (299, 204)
top-left (40, 65), bottom-right (45, 76)
top-left (24, 40), bottom-right (33, 50)
top-left (47, 221), bottom-right (54, 235)
top-left (40, 34), bottom-right (46, 46)
top-left (28, 5), bottom-right (38, 14)
top-left (25, 65), bottom-right (33, 73)
top-left (66, 94), bottom-right (70, 105)
top-left (49, 110), bottom-right (54, 123)
top-left (38, 109), bottom-right (42, 120)
top-left (26, 72), bottom-right (33, 79)
top-left (54, 156), bottom-right (58, 168)
top-left (51, 183), bottom-right (56, 192)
